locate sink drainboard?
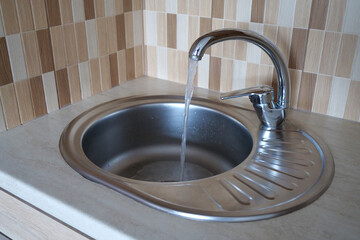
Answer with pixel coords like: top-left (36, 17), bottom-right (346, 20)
top-left (60, 95), bottom-right (334, 221)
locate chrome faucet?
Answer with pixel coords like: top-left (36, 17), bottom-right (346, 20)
top-left (189, 29), bottom-right (291, 129)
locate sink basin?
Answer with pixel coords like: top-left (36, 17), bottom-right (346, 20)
top-left (60, 95), bottom-right (334, 221)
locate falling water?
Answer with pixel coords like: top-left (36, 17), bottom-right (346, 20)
top-left (179, 59), bottom-right (199, 181)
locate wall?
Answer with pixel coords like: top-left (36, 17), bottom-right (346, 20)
top-left (0, 0), bottom-right (144, 132)
top-left (143, 0), bottom-right (360, 122)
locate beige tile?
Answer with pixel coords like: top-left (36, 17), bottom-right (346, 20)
top-left (335, 34), bottom-right (358, 78)
top-left (42, 72), bottom-right (59, 113)
top-left (220, 59), bottom-right (233, 92)
top-left (0, 99), bottom-right (6, 132)
top-left (200, 0), bottom-right (212, 17)
top-left (68, 65), bottom-right (82, 103)
top-left (22, 32), bottom-right (42, 78)
top-left (326, 0), bottom-right (346, 32)
top-left (89, 58), bottom-right (101, 94)
top-left (95, 0), bottom-right (105, 17)
top-left (293, 0), bottom-right (312, 28)
top-left (75, 22), bottom-right (89, 63)
top-left (0, 84), bottom-right (20, 129)
top-left (261, 25), bottom-right (277, 65)
top-left (133, 0), bottom-right (142, 11)
top-left (188, 16), bottom-right (200, 51)
top-left (289, 28), bottom-right (308, 70)
top-left (304, 30), bottom-right (325, 73)
top-left (59, 0), bottom-right (74, 24)
top-left (258, 64), bottom-right (274, 86)
top-left (167, 14), bottom-right (177, 49)
top-left (309, 0), bottom-right (329, 30)
top-left (167, 48), bottom-right (178, 82)
top-left (189, 0), bottom-right (200, 16)
top-left (178, 0), bottom-right (188, 14)
top-left (146, 46), bottom-right (157, 78)
top-left (16, 0), bottom-right (34, 32)
top-left (319, 32), bottom-right (341, 75)
top-left (209, 57), bottom-right (221, 91)
top-left (144, 0), bottom-right (155, 10)
top-left (327, 77), bottom-right (350, 118)
top-left (97, 18), bottom-right (108, 57)
top-left (30, 76), bottom-right (47, 117)
top-left (72, 0), bottom-right (85, 22)
top-left (344, 81), bottom-right (360, 121)
top-left (289, 69), bottom-right (301, 108)
top-left (312, 75), bottom-right (332, 114)
top-left (297, 72), bottom-right (317, 111)
top-left (134, 45), bottom-right (143, 78)
top-left (212, 0), bottom-right (224, 18)
top-left (264, 0), bottom-right (279, 24)
top-left (78, 61), bottom-right (91, 99)
top-left (245, 63), bottom-right (259, 87)
top-left (126, 48), bottom-right (135, 80)
top-left (223, 21), bottom-right (236, 59)
top-left (100, 55), bottom-right (111, 90)
top-left (224, 0), bottom-right (237, 20)
top-left (0, 0), bottom-right (20, 35)
top-left (123, 0), bottom-right (133, 12)
top-left (235, 22), bottom-right (249, 61)
top-left (157, 12), bottom-right (166, 47)
top-left (251, 0), bottom-right (265, 23)
top-left (50, 26), bottom-right (66, 70)
top-left (177, 51), bottom-right (188, 84)
top-left (124, 12), bottom-right (134, 48)
top-left (211, 18), bottom-right (224, 57)
top-left (31, 0), bottom-right (48, 30)
top-left (63, 24), bottom-right (79, 66)
top-left (275, 27), bottom-right (291, 64)
top-left (117, 50), bottom-right (127, 84)
top-left (107, 16), bottom-right (117, 54)
top-left (14, 79), bottom-right (34, 123)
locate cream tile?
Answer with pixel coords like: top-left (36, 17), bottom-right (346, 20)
top-left (105, 0), bottom-right (115, 16)
top-left (79, 61), bottom-right (92, 98)
top-left (247, 23), bottom-right (263, 64)
top-left (6, 34), bottom-right (27, 82)
top-left (236, 0), bottom-right (252, 22)
top-left (304, 30), bottom-right (325, 73)
top-left (42, 72), bottom-right (59, 113)
top-left (133, 11), bottom-right (143, 47)
top-left (176, 14), bottom-right (189, 51)
top-left (277, 0), bottom-right (296, 27)
top-left (312, 75), bottom-right (332, 114)
top-left (327, 77), bottom-right (351, 118)
top-left (146, 46), bottom-right (157, 78)
top-left (157, 47), bottom-right (167, 80)
top-left (72, 0), bottom-right (85, 22)
top-left (144, 11), bottom-right (156, 46)
top-left (197, 53), bottom-right (210, 89)
top-left (166, 0), bottom-right (178, 14)
top-left (232, 60), bottom-right (247, 90)
top-left (188, 16), bottom-right (200, 50)
top-left (343, 0), bottom-right (360, 35)
top-left (0, 98), bottom-right (6, 132)
top-left (85, 19), bottom-right (98, 59)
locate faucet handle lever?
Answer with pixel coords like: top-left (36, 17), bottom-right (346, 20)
top-left (220, 85), bottom-right (273, 100)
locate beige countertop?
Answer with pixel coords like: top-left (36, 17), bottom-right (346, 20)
top-left (0, 77), bottom-right (359, 240)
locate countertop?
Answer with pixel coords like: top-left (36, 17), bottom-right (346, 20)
top-left (0, 77), bottom-right (359, 240)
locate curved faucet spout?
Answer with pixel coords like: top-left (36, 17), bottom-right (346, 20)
top-left (189, 28), bottom-right (291, 129)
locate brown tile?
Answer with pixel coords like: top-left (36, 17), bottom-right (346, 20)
top-left (14, 79), bottom-right (34, 123)
top-left (50, 26), bottom-right (66, 70)
top-left (264, 0), bottom-right (279, 24)
top-left (0, 38), bottom-right (14, 86)
top-left (251, 0), bottom-right (265, 23)
top-left (22, 32), bottom-right (42, 78)
top-left (95, 0), bottom-right (105, 17)
top-left (157, 13), bottom-right (166, 47)
top-left (326, 0), bottom-right (346, 32)
top-left (29, 76), bottom-right (47, 117)
top-left (59, 0), bottom-right (73, 24)
top-left (212, 0), bottom-right (224, 19)
top-left (63, 24), bottom-right (79, 66)
top-left (67, 65), bottom-right (82, 103)
top-left (37, 29), bottom-right (54, 73)
top-left (123, 0), bottom-right (132, 12)
top-left (100, 55), bottom-right (111, 90)
top-left (117, 50), bottom-right (127, 83)
top-left (312, 75), bottom-right (332, 114)
top-left (109, 53), bottom-right (118, 87)
top-left (289, 69), bottom-right (301, 108)
top-left (209, 57), bottom-right (221, 91)
top-left (16, 0), bottom-right (34, 32)
top-left (84, 0), bottom-right (96, 20)
top-left (319, 32), bottom-right (341, 75)
top-left (46, 0), bottom-right (62, 27)
top-left (167, 14), bottom-right (177, 49)
top-left (304, 30), bottom-right (325, 73)
top-left (107, 16), bottom-right (117, 54)
top-left (124, 12), bottom-right (134, 48)
top-left (126, 48), bottom-right (135, 80)
top-left (344, 81), bottom-right (360, 121)
top-left (309, 0), bottom-right (329, 30)
top-left (31, 0), bottom-right (48, 30)
top-left (0, 0), bottom-right (20, 35)
top-left (75, 22), bottom-right (89, 63)
top-left (134, 46), bottom-right (143, 78)
top-left (261, 25), bottom-right (277, 64)
top-left (335, 34), bottom-right (358, 78)
top-left (289, 28), bottom-right (308, 70)
top-left (116, 14), bottom-right (126, 50)
top-left (297, 72), bottom-right (317, 111)
top-left (200, 17), bottom-right (211, 36)
top-left (178, 0), bottom-right (188, 14)
top-left (0, 84), bottom-right (21, 129)
top-left (55, 69), bottom-right (71, 108)
top-left (97, 18), bottom-right (108, 57)
top-left (115, 0), bottom-right (124, 15)
top-left (89, 58), bottom-right (101, 94)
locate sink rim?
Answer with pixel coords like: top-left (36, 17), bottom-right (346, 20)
top-left (59, 94), bottom-right (334, 222)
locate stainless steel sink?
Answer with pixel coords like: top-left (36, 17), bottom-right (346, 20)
top-left (60, 95), bottom-right (334, 221)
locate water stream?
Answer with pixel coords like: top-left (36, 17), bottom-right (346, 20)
top-left (179, 59), bottom-right (198, 181)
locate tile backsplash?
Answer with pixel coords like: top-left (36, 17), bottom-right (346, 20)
top-left (143, 0), bottom-right (360, 122)
top-left (0, 0), bottom-right (359, 133)
top-left (0, 0), bottom-right (143, 132)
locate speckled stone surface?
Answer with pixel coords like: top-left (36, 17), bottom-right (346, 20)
top-left (0, 77), bottom-right (359, 240)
